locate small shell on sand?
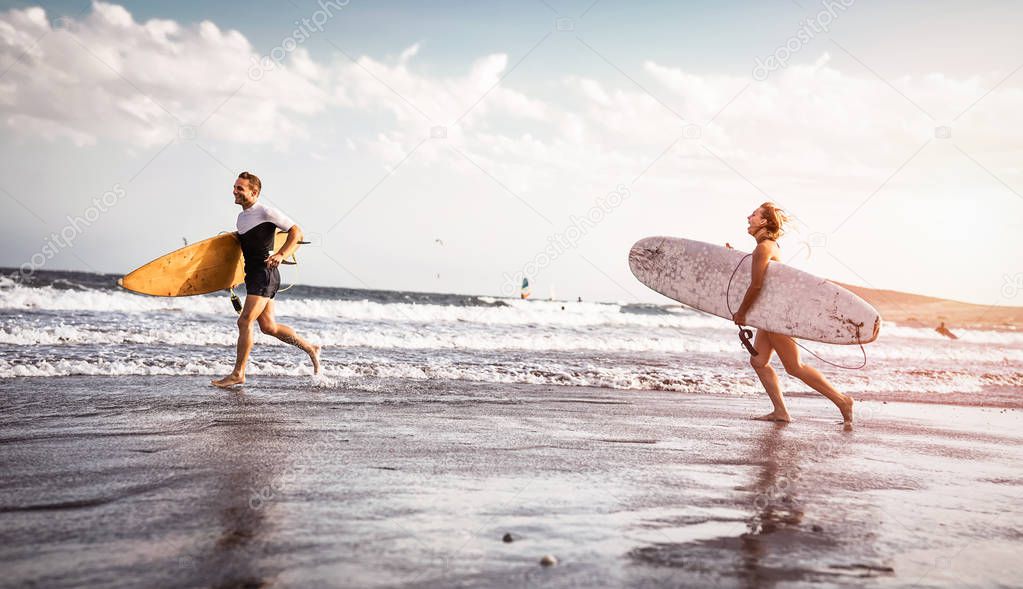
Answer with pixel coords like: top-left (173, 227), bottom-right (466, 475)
top-left (540, 554), bottom-right (557, 567)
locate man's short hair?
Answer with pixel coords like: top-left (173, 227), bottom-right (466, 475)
top-left (238, 171), bottom-right (261, 195)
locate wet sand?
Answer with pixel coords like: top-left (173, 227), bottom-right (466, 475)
top-left (1, 376), bottom-right (1021, 588)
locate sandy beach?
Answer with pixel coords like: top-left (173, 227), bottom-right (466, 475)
top-left (837, 282), bottom-right (1023, 332)
top-left (2, 376), bottom-right (1020, 588)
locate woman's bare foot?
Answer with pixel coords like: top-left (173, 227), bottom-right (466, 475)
top-left (309, 344), bottom-right (321, 375)
top-left (752, 410), bottom-right (791, 422)
top-left (837, 394), bottom-right (854, 424)
top-left (211, 373), bottom-right (245, 388)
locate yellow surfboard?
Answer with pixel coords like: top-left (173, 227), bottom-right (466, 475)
top-left (118, 232), bottom-right (290, 297)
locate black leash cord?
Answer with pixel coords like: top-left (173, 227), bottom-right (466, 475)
top-left (725, 254), bottom-right (868, 370)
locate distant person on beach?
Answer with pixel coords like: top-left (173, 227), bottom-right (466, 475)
top-left (212, 172), bottom-right (320, 387)
top-left (935, 321), bottom-right (958, 340)
top-left (731, 202), bottom-right (854, 423)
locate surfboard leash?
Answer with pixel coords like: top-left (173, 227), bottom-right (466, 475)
top-left (229, 287), bottom-right (242, 313)
top-left (276, 253), bottom-right (299, 294)
top-left (726, 254), bottom-right (759, 357)
top-left (275, 240), bottom-right (310, 294)
top-left (726, 254), bottom-right (868, 370)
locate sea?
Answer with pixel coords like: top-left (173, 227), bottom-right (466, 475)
top-left (1, 268), bottom-right (1021, 406)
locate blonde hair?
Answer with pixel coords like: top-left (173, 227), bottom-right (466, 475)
top-left (758, 201), bottom-right (788, 241)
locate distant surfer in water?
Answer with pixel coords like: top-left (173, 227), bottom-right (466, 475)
top-left (732, 203), bottom-right (854, 423)
top-left (212, 172), bottom-right (320, 387)
top-left (935, 321), bottom-right (958, 340)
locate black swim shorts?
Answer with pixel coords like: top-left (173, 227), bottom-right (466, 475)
top-left (244, 266), bottom-right (281, 299)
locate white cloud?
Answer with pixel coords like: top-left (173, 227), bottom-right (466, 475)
top-left (399, 42), bottom-right (420, 64)
top-left (8, 2), bottom-right (1018, 190)
top-left (330, 45), bottom-right (549, 129)
top-left (6, 113), bottom-right (96, 146)
top-left (0, 2), bottom-right (329, 147)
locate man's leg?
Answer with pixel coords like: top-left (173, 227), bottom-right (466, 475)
top-left (212, 295), bottom-right (270, 387)
top-left (256, 299), bottom-right (321, 374)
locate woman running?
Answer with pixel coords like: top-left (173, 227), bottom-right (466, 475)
top-left (731, 202), bottom-right (854, 424)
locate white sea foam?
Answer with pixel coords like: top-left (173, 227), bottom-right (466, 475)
top-left (5, 282), bottom-right (1022, 344)
top-left (3, 355), bottom-right (1017, 395)
top-left (0, 321), bottom-right (738, 353)
top-left (3, 279), bottom-right (1020, 398)
top-left (0, 283), bottom-right (720, 328)
top-left (882, 322), bottom-right (1023, 345)
top-left (2, 319), bottom-right (1019, 365)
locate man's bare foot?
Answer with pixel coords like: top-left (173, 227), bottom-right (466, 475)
top-left (309, 344), bottom-right (321, 375)
top-left (752, 411), bottom-right (791, 422)
top-left (837, 394), bottom-right (854, 424)
top-left (211, 374), bottom-right (245, 388)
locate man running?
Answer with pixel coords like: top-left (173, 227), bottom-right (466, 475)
top-left (212, 172), bottom-right (320, 387)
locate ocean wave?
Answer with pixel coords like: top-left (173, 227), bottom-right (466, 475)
top-left (0, 321), bottom-right (739, 354)
top-left (4, 276), bottom-right (1022, 398)
top-left (7, 282), bottom-right (1023, 352)
top-left (0, 282), bottom-right (726, 329)
top-left (3, 319), bottom-right (1021, 364)
top-left (2, 356), bottom-right (1017, 396)
top-left (882, 323), bottom-right (1023, 345)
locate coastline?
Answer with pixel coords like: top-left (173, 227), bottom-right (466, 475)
top-left (836, 282), bottom-right (1023, 332)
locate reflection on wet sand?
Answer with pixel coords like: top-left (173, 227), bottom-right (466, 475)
top-left (627, 422), bottom-right (896, 587)
top-left (625, 424), bottom-right (807, 586)
top-left (738, 422), bottom-right (805, 589)
top-left (183, 390), bottom-right (285, 588)
top-left (737, 423), bottom-right (895, 585)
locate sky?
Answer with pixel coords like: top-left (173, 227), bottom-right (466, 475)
top-left (0, 0), bottom-right (1021, 306)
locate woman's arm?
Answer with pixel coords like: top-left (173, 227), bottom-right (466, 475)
top-left (733, 242), bottom-right (772, 325)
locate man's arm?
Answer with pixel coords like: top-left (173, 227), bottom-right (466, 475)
top-left (266, 225), bottom-right (303, 268)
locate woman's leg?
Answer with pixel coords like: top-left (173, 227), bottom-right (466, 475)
top-left (767, 332), bottom-right (853, 423)
top-left (255, 299), bottom-right (321, 374)
top-left (750, 329), bottom-right (790, 421)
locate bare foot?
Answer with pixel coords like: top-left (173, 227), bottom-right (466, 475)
top-left (837, 394), bottom-right (854, 424)
top-left (309, 344), bottom-right (321, 375)
top-left (752, 411), bottom-right (791, 422)
top-left (211, 374), bottom-right (245, 388)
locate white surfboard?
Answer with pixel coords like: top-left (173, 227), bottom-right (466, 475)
top-left (629, 236), bottom-right (880, 345)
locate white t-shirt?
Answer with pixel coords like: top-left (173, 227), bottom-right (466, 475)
top-left (236, 202), bottom-right (295, 235)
